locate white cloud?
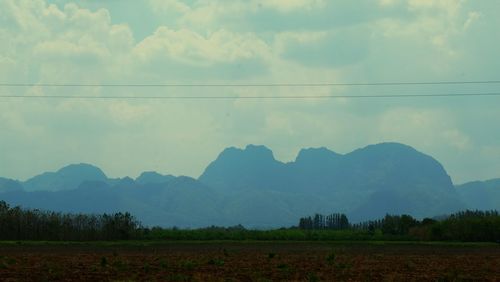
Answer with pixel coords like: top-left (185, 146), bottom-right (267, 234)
top-left (108, 101), bottom-right (150, 126)
top-left (0, 101), bottom-right (45, 137)
top-left (376, 108), bottom-right (471, 151)
top-left (0, 0), bottom-right (499, 184)
top-left (149, 0), bottom-right (191, 15)
top-left (408, 0), bottom-right (463, 12)
top-left (134, 27), bottom-right (270, 65)
top-left (256, 0), bottom-right (326, 12)
top-left (148, 0), bottom-right (327, 31)
top-left (463, 11), bottom-right (481, 30)
top-left (34, 39), bottom-right (107, 61)
top-left (378, 0), bottom-right (400, 7)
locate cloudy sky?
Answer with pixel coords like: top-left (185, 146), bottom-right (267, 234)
top-left (1, 0), bottom-right (499, 183)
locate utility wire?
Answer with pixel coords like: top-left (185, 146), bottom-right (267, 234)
top-left (1, 80), bottom-right (500, 87)
top-left (1, 92), bottom-right (500, 100)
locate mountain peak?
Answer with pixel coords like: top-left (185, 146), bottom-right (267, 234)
top-left (216, 144), bottom-right (276, 163)
top-left (245, 144), bottom-right (272, 152)
top-left (354, 142), bottom-right (417, 154)
top-left (115, 177), bottom-right (136, 188)
top-left (25, 163), bottom-right (107, 192)
top-left (57, 163), bottom-right (107, 180)
top-left (198, 145), bottom-right (284, 191)
top-left (0, 177), bottom-right (23, 193)
top-left (347, 142), bottom-right (429, 165)
top-left (245, 144), bottom-right (276, 159)
top-left (136, 171), bottom-right (174, 185)
top-left (295, 147), bottom-right (341, 163)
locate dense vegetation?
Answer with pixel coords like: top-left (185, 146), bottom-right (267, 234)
top-left (0, 201), bottom-right (140, 240)
top-left (1, 201), bottom-right (499, 242)
top-left (298, 211), bottom-right (500, 242)
top-left (298, 213), bottom-right (349, 230)
top-left (412, 210), bottom-right (500, 242)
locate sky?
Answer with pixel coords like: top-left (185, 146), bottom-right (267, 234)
top-left (0, 0), bottom-right (499, 184)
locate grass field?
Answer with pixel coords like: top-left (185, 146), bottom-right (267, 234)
top-left (1, 241), bottom-right (499, 281)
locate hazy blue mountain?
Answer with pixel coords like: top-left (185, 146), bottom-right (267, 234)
top-left (1, 176), bottom-right (223, 227)
top-left (0, 142), bottom-right (474, 227)
top-left (1, 181), bottom-right (119, 214)
top-left (285, 147), bottom-right (342, 193)
top-left (132, 176), bottom-right (222, 227)
top-left (456, 179), bottom-right (500, 210)
top-left (23, 163), bottom-right (107, 192)
top-left (341, 143), bottom-right (454, 193)
top-left (0, 177), bottom-right (23, 193)
top-left (136, 171), bottom-right (175, 185)
top-left (199, 142), bottom-right (464, 221)
top-left (218, 190), bottom-right (335, 228)
top-left (338, 143), bottom-right (464, 220)
top-left (114, 177), bottom-right (137, 189)
top-left (199, 145), bottom-right (287, 193)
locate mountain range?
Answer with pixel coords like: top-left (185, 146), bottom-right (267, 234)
top-left (0, 142), bottom-right (498, 228)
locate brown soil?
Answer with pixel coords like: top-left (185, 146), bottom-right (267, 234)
top-left (0, 242), bottom-right (499, 281)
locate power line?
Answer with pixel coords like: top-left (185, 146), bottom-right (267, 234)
top-left (1, 92), bottom-right (500, 100)
top-left (1, 80), bottom-right (500, 87)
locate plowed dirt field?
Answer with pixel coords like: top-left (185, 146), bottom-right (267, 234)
top-left (1, 241), bottom-right (499, 281)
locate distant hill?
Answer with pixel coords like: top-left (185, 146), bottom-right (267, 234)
top-left (456, 179), bottom-right (500, 210)
top-left (0, 177), bottom-right (23, 193)
top-left (199, 145), bottom-right (287, 193)
top-left (0, 142), bottom-right (485, 227)
top-left (200, 142), bottom-right (464, 222)
top-left (23, 163), bottom-right (107, 192)
top-left (135, 171), bottom-right (175, 185)
top-left (1, 176), bottom-right (224, 228)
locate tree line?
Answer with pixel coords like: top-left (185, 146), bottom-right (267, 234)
top-left (298, 212), bottom-right (419, 235)
top-left (298, 210), bottom-right (500, 242)
top-left (418, 210), bottom-right (500, 242)
top-left (1, 200), bottom-right (499, 242)
top-left (298, 213), bottom-right (349, 230)
top-left (0, 201), bottom-right (141, 241)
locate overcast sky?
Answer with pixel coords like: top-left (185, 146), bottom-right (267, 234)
top-left (1, 0), bottom-right (499, 184)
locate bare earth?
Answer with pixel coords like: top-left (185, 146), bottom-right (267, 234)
top-left (1, 241), bottom-right (499, 281)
